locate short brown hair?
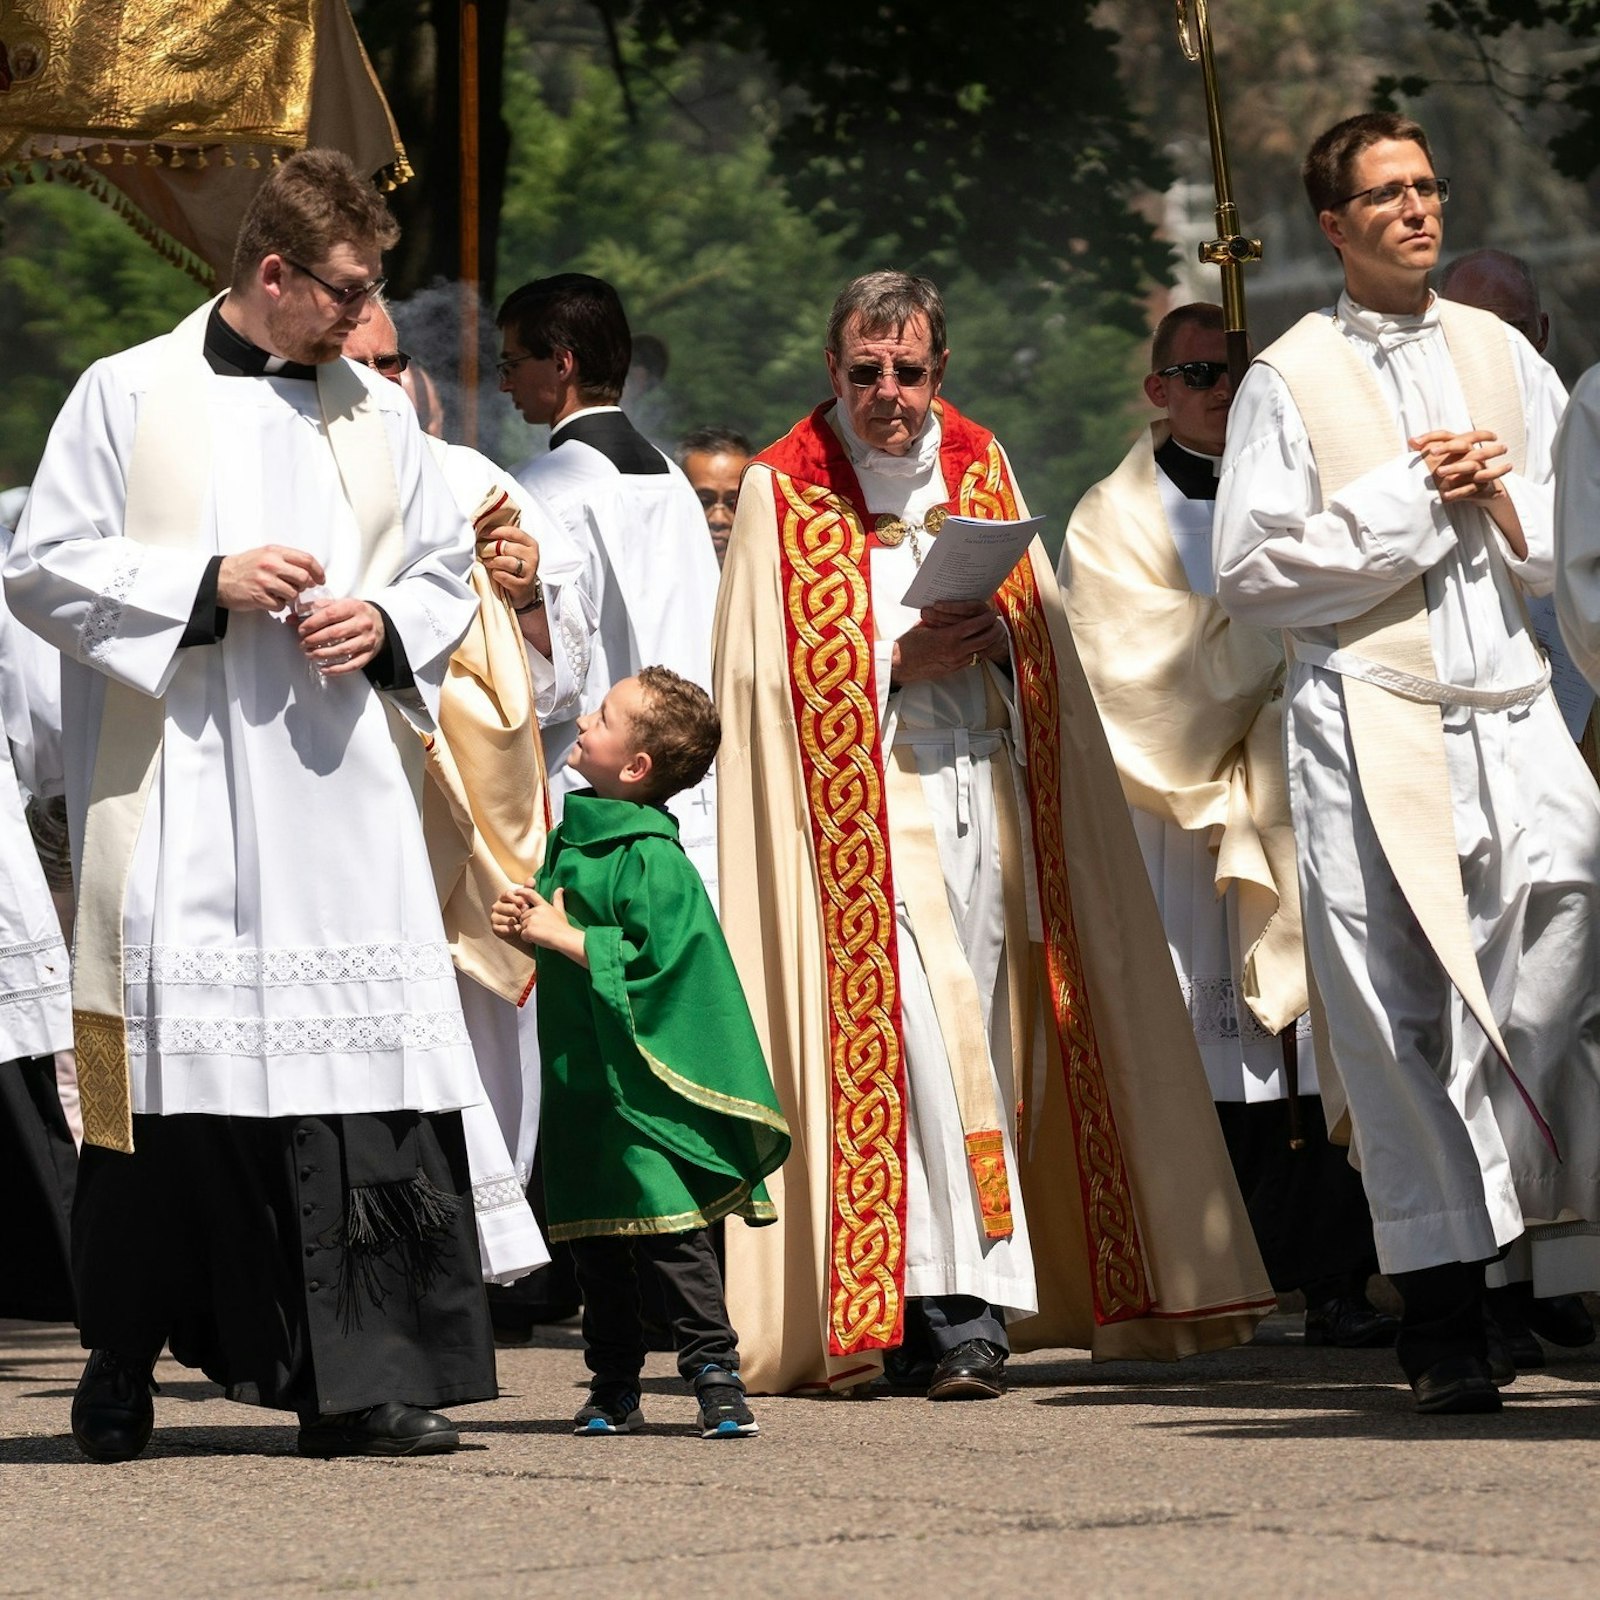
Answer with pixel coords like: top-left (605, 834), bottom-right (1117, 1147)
top-left (1302, 112), bottom-right (1434, 215)
top-left (230, 149), bottom-right (399, 288)
top-left (1151, 302), bottom-right (1224, 372)
top-left (631, 666), bottom-right (721, 802)
top-left (826, 272), bottom-right (947, 362)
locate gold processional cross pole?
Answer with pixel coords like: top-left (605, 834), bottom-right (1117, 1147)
top-left (1175, 0), bottom-right (1260, 391)
top-left (1176, 0), bottom-right (1303, 1144)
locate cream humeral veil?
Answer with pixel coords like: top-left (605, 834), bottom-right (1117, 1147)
top-left (74, 295), bottom-right (411, 1153)
top-left (1062, 421), bottom-right (1307, 1035)
top-left (1255, 298), bottom-right (1535, 1140)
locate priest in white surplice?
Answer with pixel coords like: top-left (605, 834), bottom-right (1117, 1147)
top-left (1558, 365), bottom-right (1600, 694)
top-left (0, 512), bottom-right (77, 1323)
top-left (5, 152), bottom-right (498, 1462)
top-left (1215, 112), bottom-right (1600, 1414)
top-left (496, 274), bottom-right (722, 898)
top-left (1060, 302), bottom-right (1390, 1351)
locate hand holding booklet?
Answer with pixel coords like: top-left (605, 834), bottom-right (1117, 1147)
top-left (899, 514), bottom-right (1047, 608)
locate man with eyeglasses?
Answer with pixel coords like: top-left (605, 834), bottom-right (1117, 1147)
top-left (713, 270), bottom-right (1274, 1401)
top-left (496, 274), bottom-right (721, 899)
top-left (6, 150), bottom-right (500, 1461)
top-left (1060, 301), bottom-right (1393, 1354)
top-left (1216, 112), bottom-right (1600, 1414)
top-left (675, 424), bottom-right (752, 568)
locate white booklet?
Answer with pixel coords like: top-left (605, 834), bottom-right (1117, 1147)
top-left (899, 514), bottom-right (1047, 608)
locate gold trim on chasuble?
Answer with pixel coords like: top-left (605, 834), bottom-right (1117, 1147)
top-left (969, 447), bottom-right (1154, 1325)
top-left (775, 474), bottom-right (907, 1356)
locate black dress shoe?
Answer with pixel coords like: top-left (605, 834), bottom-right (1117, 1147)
top-left (71, 1349), bottom-right (158, 1464)
top-left (882, 1347), bottom-right (937, 1394)
top-left (1411, 1354), bottom-right (1503, 1415)
top-left (1525, 1293), bottom-right (1597, 1349)
top-left (926, 1339), bottom-right (1006, 1401)
top-left (1303, 1294), bottom-right (1401, 1349)
top-left (297, 1401), bottom-right (461, 1458)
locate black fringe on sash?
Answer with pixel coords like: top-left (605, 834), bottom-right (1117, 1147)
top-left (339, 1169), bottom-right (463, 1330)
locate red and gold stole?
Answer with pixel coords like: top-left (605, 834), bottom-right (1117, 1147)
top-left (758, 402), bottom-right (1148, 1353)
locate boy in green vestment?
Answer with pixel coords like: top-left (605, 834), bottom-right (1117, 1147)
top-left (492, 667), bottom-right (789, 1438)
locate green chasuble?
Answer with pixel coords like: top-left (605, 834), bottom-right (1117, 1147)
top-left (535, 790), bottom-right (790, 1240)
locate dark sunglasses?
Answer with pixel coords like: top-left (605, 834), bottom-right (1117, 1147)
top-left (1156, 360), bottom-right (1228, 390)
top-left (845, 361), bottom-right (932, 390)
top-left (356, 350), bottom-right (412, 376)
top-left (286, 259), bottom-right (387, 310)
top-left (695, 488), bottom-right (739, 513)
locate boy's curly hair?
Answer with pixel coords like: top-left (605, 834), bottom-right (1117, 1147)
top-left (632, 666), bottom-right (720, 801)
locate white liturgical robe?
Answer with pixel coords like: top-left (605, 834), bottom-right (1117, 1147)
top-left (1215, 293), bottom-right (1600, 1282)
top-left (6, 337), bottom-right (485, 1123)
top-left (516, 406), bottom-right (722, 896)
top-left (1555, 363), bottom-right (1600, 696)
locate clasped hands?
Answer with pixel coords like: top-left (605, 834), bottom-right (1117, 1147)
top-left (1410, 427), bottom-right (1527, 559)
top-left (891, 600), bottom-right (1009, 685)
top-left (491, 882), bottom-right (587, 968)
top-left (216, 545), bottom-right (384, 676)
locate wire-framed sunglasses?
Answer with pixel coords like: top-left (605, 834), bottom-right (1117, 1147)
top-left (844, 361), bottom-right (932, 390)
top-left (1155, 360), bottom-right (1229, 390)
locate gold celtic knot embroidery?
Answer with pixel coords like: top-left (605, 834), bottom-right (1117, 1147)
top-left (775, 474), bottom-right (906, 1354)
top-left (973, 447), bottom-right (1153, 1325)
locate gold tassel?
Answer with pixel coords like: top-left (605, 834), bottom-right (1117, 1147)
top-left (93, 143), bottom-right (113, 166)
top-left (144, 144), bottom-right (161, 167)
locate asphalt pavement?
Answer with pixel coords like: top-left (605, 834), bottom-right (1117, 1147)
top-left (4, 1309), bottom-right (1600, 1598)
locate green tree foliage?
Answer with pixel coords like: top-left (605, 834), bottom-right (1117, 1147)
top-left (488, 24), bottom-right (1143, 534)
top-left (1385, 2), bottom-right (1600, 179)
top-left (0, 180), bottom-right (201, 487)
top-left (631, 0), bottom-right (1172, 331)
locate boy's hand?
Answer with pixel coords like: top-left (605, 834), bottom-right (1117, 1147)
top-left (516, 887), bottom-right (591, 970)
top-left (490, 888), bottom-right (527, 944)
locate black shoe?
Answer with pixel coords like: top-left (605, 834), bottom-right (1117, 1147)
top-left (297, 1401), bottom-right (460, 1458)
top-left (693, 1365), bottom-right (759, 1438)
top-left (1303, 1294), bottom-right (1401, 1349)
top-left (573, 1381), bottom-right (644, 1436)
top-left (71, 1349), bottom-right (158, 1464)
top-left (1411, 1354), bottom-right (1503, 1415)
top-left (1525, 1293), bottom-right (1597, 1349)
top-left (927, 1338), bottom-right (1006, 1400)
top-left (883, 1346), bottom-right (937, 1394)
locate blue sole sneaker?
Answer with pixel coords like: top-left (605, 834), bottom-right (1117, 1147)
top-left (694, 1366), bottom-right (759, 1439)
top-left (573, 1385), bottom-right (644, 1435)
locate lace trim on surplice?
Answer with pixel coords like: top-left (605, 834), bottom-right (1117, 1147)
top-left (80, 545), bottom-right (144, 664)
top-left (124, 942), bottom-right (456, 986)
top-left (126, 1009), bottom-right (471, 1057)
top-left (1181, 976), bottom-right (1312, 1047)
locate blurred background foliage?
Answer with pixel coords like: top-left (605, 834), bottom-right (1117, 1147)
top-left (5, 0), bottom-right (1600, 548)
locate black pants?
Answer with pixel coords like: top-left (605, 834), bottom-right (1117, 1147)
top-left (1214, 1095), bottom-right (1380, 1297)
top-left (0, 1055), bottom-right (77, 1322)
top-left (568, 1229), bottom-right (738, 1385)
top-left (74, 1110), bottom-right (496, 1418)
top-left (901, 1295), bottom-right (1009, 1359)
top-left (1390, 1259), bottom-right (1489, 1382)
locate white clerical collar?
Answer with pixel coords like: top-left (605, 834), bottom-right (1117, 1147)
top-left (551, 404), bottom-right (623, 440)
top-left (1337, 288), bottom-right (1440, 349)
top-left (830, 401), bottom-right (943, 481)
top-left (1167, 435), bottom-right (1222, 473)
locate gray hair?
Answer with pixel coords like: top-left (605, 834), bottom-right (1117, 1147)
top-left (826, 272), bottom-right (947, 360)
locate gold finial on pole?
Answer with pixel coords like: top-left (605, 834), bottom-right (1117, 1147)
top-left (1174, 0), bottom-right (1260, 388)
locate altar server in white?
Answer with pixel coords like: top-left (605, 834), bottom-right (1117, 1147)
top-left (1061, 302), bottom-right (1389, 1350)
top-left (6, 151), bottom-right (497, 1462)
top-left (1215, 112), bottom-right (1600, 1414)
top-left (497, 274), bottom-right (722, 897)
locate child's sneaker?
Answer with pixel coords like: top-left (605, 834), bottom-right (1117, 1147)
top-left (693, 1365), bottom-right (759, 1438)
top-left (573, 1382), bottom-right (643, 1435)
